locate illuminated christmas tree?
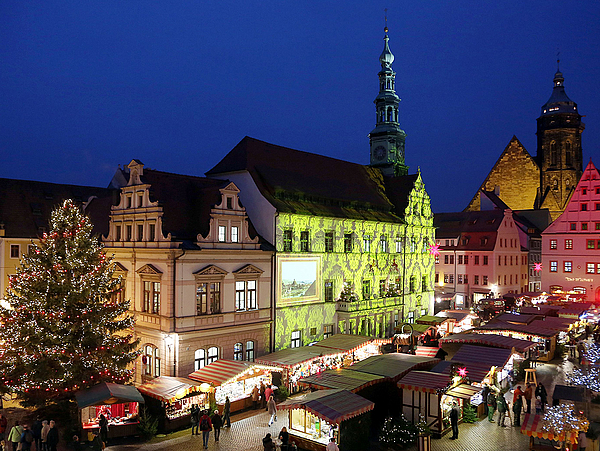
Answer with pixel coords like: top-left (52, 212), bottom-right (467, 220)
top-left (0, 200), bottom-right (139, 406)
top-left (541, 405), bottom-right (589, 441)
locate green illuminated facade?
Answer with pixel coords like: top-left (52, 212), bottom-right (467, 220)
top-left (207, 26), bottom-right (435, 350)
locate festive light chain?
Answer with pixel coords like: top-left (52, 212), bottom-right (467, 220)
top-left (567, 367), bottom-right (600, 392)
top-left (541, 404), bottom-right (589, 437)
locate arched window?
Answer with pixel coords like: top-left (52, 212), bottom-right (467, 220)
top-left (233, 343), bottom-right (243, 361)
top-left (246, 341), bottom-right (255, 361)
top-left (550, 141), bottom-right (557, 165)
top-left (207, 346), bottom-right (219, 364)
top-left (194, 349), bottom-right (206, 371)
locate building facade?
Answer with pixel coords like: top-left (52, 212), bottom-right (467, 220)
top-left (91, 160), bottom-right (273, 382)
top-left (541, 160), bottom-right (600, 300)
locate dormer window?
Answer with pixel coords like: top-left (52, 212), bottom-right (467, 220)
top-left (218, 225), bottom-right (226, 242)
top-left (227, 197), bottom-right (233, 209)
top-left (149, 223), bottom-right (156, 241)
top-left (126, 195), bottom-right (132, 208)
top-left (138, 193), bottom-right (143, 208)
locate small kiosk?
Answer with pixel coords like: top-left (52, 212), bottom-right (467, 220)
top-left (76, 383), bottom-right (144, 439)
top-left (520, 413), bottom-right (580, 449)
top-left (137, 376), bottom-right (210, 431)
top-left (278, 389), bottom-right (374, 451)
top-left (188, 359), bottom-right (277, 413)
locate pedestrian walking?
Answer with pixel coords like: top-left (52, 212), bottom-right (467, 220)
top-left (223, 396), bottom-right (231, 428)
top-left (0, 414), bottom-right (7, 443)
top-left (31, 418), bottom-right (41, 451)
top-left (211, 410), bottom-right (222, 442)
top-left (267, 395), bottom-right (277, 426)
top-left (449, 401), bottom-right (459, 440)
top-left (264, 385), bottom-right (274, 407)
top-left (46, 422), bottom-right (58, 451)
top-left (40, 422), bottom-right (49, 451)
top-left (524, 383), bottom-right (533, 414)
top-left (262, 433), bottom-right (275, 451)
top-left (497, 393), bottom-right (508, 427)
top-left (20, 426), bottom-right (33, 451)
top-left (535, 383), bottom-right (547, 413)
top-left (577, 341), bottom-right (586, 365)
top-left (8, 421), bottom-right (23, 451)
top-left (487, 390), bottom-right (497, 422)
top-left (199, 410), bottom-right (212, 449)
top-left (190, 404), bottom-right (200, 435)
top-left (513, 394), bottom-right (523, 427)
top-left (252, 385), bottom-right (260, 410)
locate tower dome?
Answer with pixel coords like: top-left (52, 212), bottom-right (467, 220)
top-left (540, 64), bottom-right (577, 116)
top-left (379, 27), bottom-right (395, 69)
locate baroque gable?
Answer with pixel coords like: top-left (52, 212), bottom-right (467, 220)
top-left (233, 264), bottom-right (264, 276)
top-left (193, 265), bottom-right (228, 277)
top-left (136, 264), bottom-right (162, 275)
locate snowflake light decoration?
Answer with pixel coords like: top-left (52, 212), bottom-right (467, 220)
top-left (457, 367), bottom-right (469, 378)
top-left (428, 243), bottom-right (440, 257)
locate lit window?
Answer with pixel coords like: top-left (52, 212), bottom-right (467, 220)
top-left (196, 282), bottom-right (221, 315)
top-left (395, 239), bottom-right (402, 253)
top-left (194, 349), bottom-right (206, 370)
top-left (207, 346), bottom-right (219, 364)
top-left (143, 281), bottom-right (161, 314)
top-left (231, 226), bottom-right (239, 243)
top-left (247, 280), bottom-right (257, 310)
top-left (235, 281), bottom-right (246, 311)
top-left (565, 239), bottom-right (573, 250)
top-left (324, 324), bottom-right (334, 339)
top-left (233, 343), bottom-right (243, 361)
top-left (218, 225), bottom-right (226, 242)
top-left (291, 330), bottom-right (301, 348)
top-left (300, 231), bottom-right (309, 252)
top-left (587, 263), bottom-right (595, 274)
top-left (246, 341), bottom-right (255, 361)
top-left (564, 261), bottom-right (572, 272)
top-left (550, 240), bottom-right (557, 249)
top-left (550, 261), bottom-right (558, 272)
top-left (154, 348), bottom-right (160, 377)
top-left (364, 235), bottom-right (371, 252)
top-left (283, 230), bottom-right (293, 251)
top-left (380, 235), bottom-right (388, 253)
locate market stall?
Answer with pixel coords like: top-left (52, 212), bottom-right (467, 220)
top-left (520, 413), bottom-right (579, 449)
top-left (137, 376), bottom-right (210, 431)
top-left (316, 334), bottom-right (389, 361)
top-left (188, 359), bottom-right (278, 413)
top-left (439, 333), bottom-right (537, 357)
top-left (75, 383), bottom-right (144, 439)
top-left (348, 353), bottom-right (440, 383)
top-left (278, 389), bottom-right (375, 451)
top-left (474, 322), bottom-right (558, 361)
top-left (435, 310), bottom-right (478, 334)
top-left (298, 368), bottom-right (383, 393)
top-left (255, 345), bottom-right (345, 393)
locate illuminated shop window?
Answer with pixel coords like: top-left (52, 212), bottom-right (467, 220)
top-left (194, 349), bottom-right (206, 370)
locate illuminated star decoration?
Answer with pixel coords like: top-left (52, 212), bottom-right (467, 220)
top-left (534, 262), bottom-right (543, 271)
top-left (428, 243), bottom-right (441, 257)
top-left (458, 367), bottom-right (468, 378)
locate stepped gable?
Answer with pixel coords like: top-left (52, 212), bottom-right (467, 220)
top-left (207, 136), bottom-right (417, 222)
top-left (465, 136), bottom-right (540, 212)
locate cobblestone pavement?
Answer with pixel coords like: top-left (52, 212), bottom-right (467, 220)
top-left (109, 356), bottom-right (580, 451)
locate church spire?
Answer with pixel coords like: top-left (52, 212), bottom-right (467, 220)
top-left (369, 22), bottom-right (408, 177)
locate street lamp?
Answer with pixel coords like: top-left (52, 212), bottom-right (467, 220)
top-left (164, 334), bottom-right (174, 376)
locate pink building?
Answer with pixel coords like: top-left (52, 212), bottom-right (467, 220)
top-left (542, 160), bottom-right (600, 300)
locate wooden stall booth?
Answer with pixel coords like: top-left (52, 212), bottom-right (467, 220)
top-left (474, 322), bottom-right (559, 361)
top-left (435, 310), bottom-right (478, 334)
top-left (278, 389), bottom-right (374, 451)
top-left (76, 383), bottom-right (144, 440)
top-left (315, 334), bottom-right (388, 362)
top-left (188, 359), bottom-right (277, 413)
top-left (520, 413), bottom-right (580, 450)
top-left (137, 376), bottom-right (210, 432)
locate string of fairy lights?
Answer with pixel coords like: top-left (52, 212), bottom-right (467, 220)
top-left (541, 404), bottom-right (589, 440)
top-left (566, 342), bottom-right (600, 391)
top-left (0, 200), bottom-right (139, 401)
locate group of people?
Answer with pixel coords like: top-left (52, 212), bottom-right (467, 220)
top-left (0, 414), bottom-right (59, 451)
top-left (483, 382), bottom-right (548, 428)
top-left (190, 404), bottom-right (228, 450)
top-left (251, 382), bottom-right (278, 427)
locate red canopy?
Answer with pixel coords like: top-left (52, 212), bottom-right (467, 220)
top-left (137, 376), bottom-right (206, 403)
top-left (298, 368), bottom-right (383, 393)
top-left (188, 359), bottom-right (252, 386)
top-left (398, 371), bottom-right (450, 394)
top-left (440, 333), bottom-right (536, 354)
top-left (520, 413), bottom-right (579, 444)
top-left (415, 346), bottom-right (439, 357)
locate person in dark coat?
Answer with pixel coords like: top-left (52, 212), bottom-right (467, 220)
top-left (260, 382), bottom-right (266, 410)
top-left (262, 433), bottom-right (275, 451)
top-left (19, 425), bottom-right (33, 451)
top-left (211, 410), bottom-right (223, 442)
top-left (98, 414), bottom-right (108, 446)
top-left (513, 393), bottom-right (523, 426)
top-left (278, 427), bottom-right (289, 450)
top-left (449, 402), bottom-right (459, 440)
top-left (46, 422), bottom-right (58, 451)
top-left (535, 383), bottom-right (548, 413)
top-left (481, 385), bottom-right (490, 417)
top-left (497, 394), bottom-right (508, 427)
top-left (223, 397), bottom-right (231, 428)
top-left (190, 404), bottom-right (200, 435)
top-left (487, 390), bottom-right (497, 422)
top-left (31, 418), bottom-right (42, 451)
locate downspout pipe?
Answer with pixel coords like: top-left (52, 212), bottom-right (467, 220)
top-left (172, 248), bottom-right (185, 377)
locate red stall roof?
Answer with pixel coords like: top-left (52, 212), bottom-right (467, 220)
top-left (137, 376), bottom-right (206, 404)
top-left (298, 368), bottom-right (383, 393)
top-left (489, 313), bottom-right (541, 325)
top-left (534, 316), bottom-right (579, 331)
top-left (278, 389), bottom-right (374, 425)
top-left (435, 310), bottom-right (472, 323)
top-left (398, 371), bottom-right (451, 394)
top-left (415, 346), bottom-right (440, 357)
top-left (451, 344), bottom-right (512, 369)
top-left (316, 334), bottom-right (389, 353)
top-left (347, 353), bottom-right (439, 382)
top-left (521, 413), bottom-right (579, 444)
top-left (475, 322), bottom-right (558, 338)
top-left (254, 345), bottom-right (339, 369)
top-left (440, 333), bottom-right (536, 354)
top-left (188, 359), bottom-right (252, 386)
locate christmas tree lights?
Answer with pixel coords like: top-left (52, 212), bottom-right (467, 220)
top-left (0, 200), bottom-right (139, 406)
top-left (541, 404), bottom-right (589, 441)
top-left (567, 367), bottom-right (600, 392)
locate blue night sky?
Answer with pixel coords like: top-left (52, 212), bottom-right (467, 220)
top-left (1, 1), bottom-right (599, 213)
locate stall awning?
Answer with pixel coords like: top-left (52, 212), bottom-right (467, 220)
top-left (278, 389), bottom-right (374, 425)
top-left (316, 334), bottom-right (389, 353)
top-left (298, 368), bottom-right (383, 393)
top-left (416, 315), bottom-right (447, 326)
top-left (75, 383), bottom-right (144, 408)
top-left (489, 313), bottom-right (541, 325)
top-left (435, 310), bottom-right (471, 323)
top-left (415, 346), bottom-right (440, 357)
top-left (534, 317), bottom-right (579, 331)
top-left (398, 371), bottom-right (450, 394)
top-left (445, 383), bottom-right (481, 400)
top-left (397, 324), bottom-right (436, 336)
top-left (475, 322), bottom-right (558, 338)
top-left (188, 360), bottom-right (253, 386)
top-left (440, 333), bottom-right (536, 354)
top-left (451, 344), bottom-right (512, 370)
top-left (347, 353), bottom-right (439, 382)
top-left (520, 413), bottom-right (579, 444)
top-left (255, 345), bottom-right (339, 369)
top-left (137, 376), bottom-right (206, 404)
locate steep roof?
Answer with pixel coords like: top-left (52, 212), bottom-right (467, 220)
top-left (434, 209), bottom-right (505, 250)
top-left (0, 178), bottom-right (115, 239)
top-left (206, 136), bottom-right (418, 222)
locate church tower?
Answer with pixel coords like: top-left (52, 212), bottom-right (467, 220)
top-left (536, 64), bottom-right (584, 217)
top-left (369, 25), bottom-right (408, 177)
